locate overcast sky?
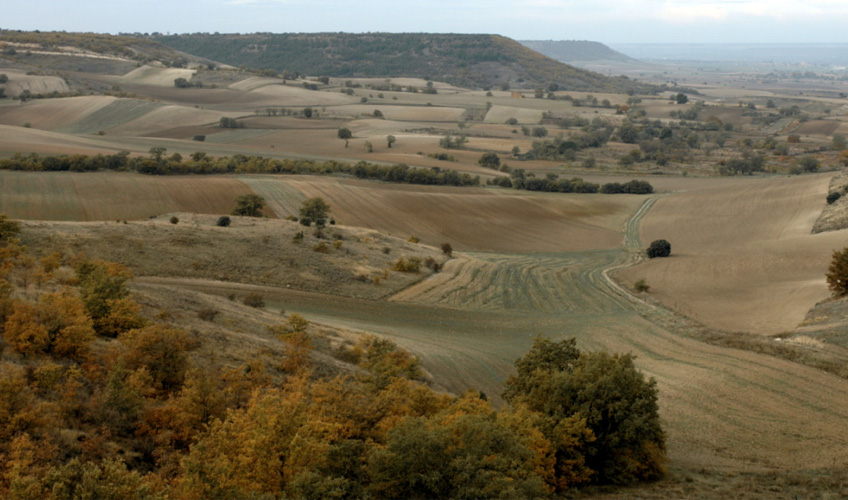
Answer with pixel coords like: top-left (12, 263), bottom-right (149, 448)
top-left (8, 0), bottom-right (848, 44)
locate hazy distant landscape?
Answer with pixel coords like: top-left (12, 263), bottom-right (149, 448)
top-left (1, 26), bottom-right (848, 499)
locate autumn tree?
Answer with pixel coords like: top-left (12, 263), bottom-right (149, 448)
top-left (118, 324), bottom-right (194, 393)
top-left (75, 259), bottom-right (134, 336)
top-left (230, 193), bottom-right (265, 217)
top-left (503, 337), bottom-right (666, 486)
top-left (0, 214), bottom-right (21, 241)
top-left (299, 197), bottom-right (331, 226)
top-left (176, 384), bottom-right (308, 499)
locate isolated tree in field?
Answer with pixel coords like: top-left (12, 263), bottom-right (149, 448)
top-left (478, 152), bottom-right (500, 169)
top-left (231, 194), bottom-right (266, 217)
top-left (386, 135), bottom-right (396, 148)
top-left (646, 239), bottom-right (671, 258)
top-left (299, 197), bottom-right (331, 226)
top-left (675, 93), bottom-right (688, 104)
top-left (337, 127), bottom-right (352, 147)
top-left (0, 74), bottom-right (8, 84)
top-left (826, 247), bottom-right (848, 296)
top-left (174, 77), bottom-right (189, 88)
top-left (303, 107), bottom-right (313, 118)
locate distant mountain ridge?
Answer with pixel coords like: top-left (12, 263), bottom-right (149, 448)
top-left (153, 32), bottom-right (659, 93)
top-left (520, 40), bottom-right (635, 63)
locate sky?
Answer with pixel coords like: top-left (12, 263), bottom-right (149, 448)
top-left (8, 0), bottom-right (848, 44)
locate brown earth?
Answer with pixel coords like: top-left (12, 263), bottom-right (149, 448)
top-left (617, 173), bottom-right (844, 334)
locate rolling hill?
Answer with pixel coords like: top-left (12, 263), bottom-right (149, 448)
top-left (153, 32), bottom-right (659, 93)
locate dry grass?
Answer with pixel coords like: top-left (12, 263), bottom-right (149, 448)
top-left (19, 213), bottom-right (445, 300)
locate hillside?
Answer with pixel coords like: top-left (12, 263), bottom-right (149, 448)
top-left (0, 29), bottom-right (210, 73)
top-left (152, 32), bottom-right (658, 92)
top-left (520, 40), bottom-right (635, 63)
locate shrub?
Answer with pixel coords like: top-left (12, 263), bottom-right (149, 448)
top-left (242, 293), bottom-right (265, 308)
top-left (826, 247), bottom-right (848, 296)
top-left (216, 216), bottom-right (231, 227)
top-left (634, 279), bottom-right (650, 293)
top-left (647, 239), bottom-right (671, 258)
top-left (424, 257), bottom-right (441, 272)
top-left (333, 240), bottom-right (343, 250)
top-left (799, 155), bottom-right (820, 173)
top-left (393, 257), bottom-right (421, 273)
top-left (313, 242), bottom-right (330, 253)
top-left (299, 217), bottom-right (312, 227)
top-left (0, 214), bottom-right (21, 241)
top-left (382, 247), bottom-right (391, 254)
top-left (441, 243), bottom-right (453, 256)
top-left (197, 308), bottom-right (219, 321)
top-left (169, 216), bottom-right (179, 224)
top-left (192, 135), bottom-right (206, 142)
top-left (292, 231), bottom-right (304, 243)
top-left (827, 191), bottom-right (842, 205)
top-left (407, 236), bottom-right (420, 243)
top-left (219, 117), bottom-right (243, 128)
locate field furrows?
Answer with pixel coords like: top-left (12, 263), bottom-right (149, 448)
top-left (392, 197), bottom-right (658, 313)
top-left (391, 251), bottom-right (633, 313)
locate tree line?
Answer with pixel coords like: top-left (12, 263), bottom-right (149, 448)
top-left (0, 151), bottom-right (481, 188)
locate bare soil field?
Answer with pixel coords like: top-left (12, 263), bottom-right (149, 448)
top-left (0, 95), bottom-right (116, 130)
top-left (326, 104), bottom-right (466, 122)
top-left (793, 119), bottom-right (842, 136)
top-left (107, 105), bottom-right (227, 137)
top-left (117, 65), bottom-right (195, 86)
top-left (617, 173), bottom-right (844, 334)
top-left (483, 104), bottom-right (545, 124)
top-left (0, 124), bottom-right (127, 156)
top-left (59, 99), bottom-right (164, 134)
top-left (0, 68), bottom-right (70, 97)
top-left (241, 175), bottom-right (642, 252)
top-left (0, 171), bottom-right (255, 220)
